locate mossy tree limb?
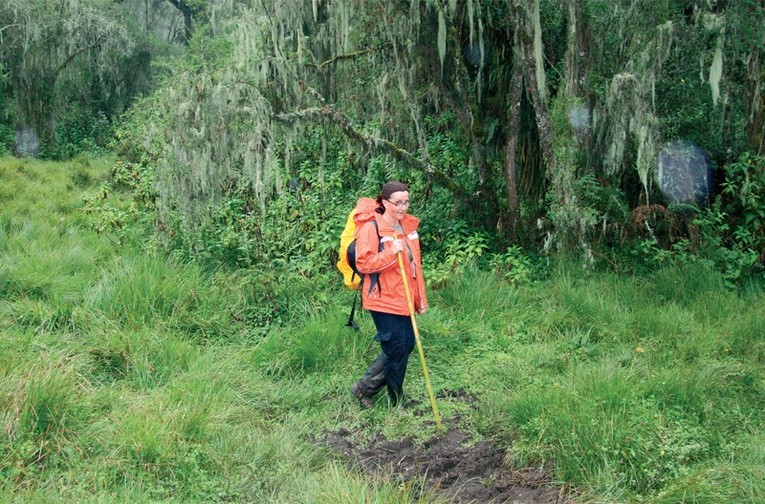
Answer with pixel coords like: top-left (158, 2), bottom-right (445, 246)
top-left (274, 91), bottom-right (466, 205)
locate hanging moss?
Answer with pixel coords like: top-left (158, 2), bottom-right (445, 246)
top-left (532, 0), bottom-right (548, 107)
top-left (710, 41), bottom-right (723, 107)
top-left (438, 7), bottom-right (446, 77)
top-left (598, 22), bottom-right (673, 204)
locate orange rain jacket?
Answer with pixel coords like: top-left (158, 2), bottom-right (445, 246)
top-left (353, 202), bottom-right (428, 317)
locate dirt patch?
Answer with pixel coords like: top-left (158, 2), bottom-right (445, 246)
top-left (322, 417), bottom-right (573, 503)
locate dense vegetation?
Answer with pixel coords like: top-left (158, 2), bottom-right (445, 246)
top-left (2, 156), bottom-right (764, 502)
top-left (2, 0), bottom-right (765, 502)
top-left (2, 0), bottom-right (764, 274)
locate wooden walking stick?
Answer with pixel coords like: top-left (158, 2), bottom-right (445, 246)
top-left (395, 240), bottom-right (442, 428)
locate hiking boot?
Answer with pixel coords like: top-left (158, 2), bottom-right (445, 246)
top-left (350, 382), bottom-right (374, 409)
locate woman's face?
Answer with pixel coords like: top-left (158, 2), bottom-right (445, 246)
top-left (384, 190), bottom-right (410, 220)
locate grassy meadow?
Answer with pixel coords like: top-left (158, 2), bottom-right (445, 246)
top-left (1, 157), bottom-right (764, 503)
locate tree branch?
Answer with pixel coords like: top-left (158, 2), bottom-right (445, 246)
top-left (0, 23), bottom-right (20, 43)
top-left (274, 102), bottom-right (467, 203)
top-left (308, 47), bottom-right (376, 69)
top-left (54, 34), bottom-right (107, 78)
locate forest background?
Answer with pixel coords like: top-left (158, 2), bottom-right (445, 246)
top-left (2, 0), bottom-right (765, 502)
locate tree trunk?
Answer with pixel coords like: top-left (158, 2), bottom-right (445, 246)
top-left (504, 34), bottom-right (524, 238)
top-left (746, 43), bottom-right (765, 155)
top-left (564, 0), bottom-right (594, 165)
top-left (16, 67), bottom-right (57, 151)
top-left (435, 28), bottom-right (499, 228)
top-left (166, 0), bottom-right (193, 43)
top-left (564, 0), bottom-right (588, 99)
top-left (515, 0), bottom-right (555, 181)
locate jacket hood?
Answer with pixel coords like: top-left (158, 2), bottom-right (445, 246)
top-left (352, 197), bottom-right (380, 227)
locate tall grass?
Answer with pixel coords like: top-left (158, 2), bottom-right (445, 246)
top-left (2, 156), bottom-right (764, 502)
top-left (453, 264), bottom-right (765, 502)
top-left (1, 157), bottom-right (419, 502)
top-left (294, 463), bottom-right (443, 503)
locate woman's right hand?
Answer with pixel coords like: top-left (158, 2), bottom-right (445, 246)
top-left (391, 239), bottom-right (404, 254)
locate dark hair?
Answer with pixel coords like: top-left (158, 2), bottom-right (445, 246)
top-left (375, 181), bottom-right (408, 213)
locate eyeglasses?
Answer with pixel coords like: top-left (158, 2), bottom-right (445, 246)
top-left (386, 199), bottom-right (410, 209)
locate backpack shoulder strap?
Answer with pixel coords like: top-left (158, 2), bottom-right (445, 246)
top-left (346, 218), bottom-right (383, 329)
top-left (365, 219), bottom-right (383, 295)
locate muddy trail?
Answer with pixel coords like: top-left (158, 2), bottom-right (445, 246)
top-left (322, 396), bottom-right (574, 503)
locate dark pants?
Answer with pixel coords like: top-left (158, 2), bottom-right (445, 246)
top-left (355, 311), bottom-right (415, 405)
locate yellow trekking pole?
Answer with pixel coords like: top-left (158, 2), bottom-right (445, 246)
top-left (395, 239), bottom-right (441, 429)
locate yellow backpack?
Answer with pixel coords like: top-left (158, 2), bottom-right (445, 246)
top-left (337, 197), bottom-right (382, 289)
top-left (337, 198), bottom-right (381, 329)
top-left (337, 208), bottom-right (364, 290)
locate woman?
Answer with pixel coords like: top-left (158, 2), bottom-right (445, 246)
top-left (350, 181), bottom-right (428, 408)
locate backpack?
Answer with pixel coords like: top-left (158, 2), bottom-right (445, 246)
top-left (337, 197), bottom-right (382, 329)
top-left (337, 197), bottom-right (381, 289)
top-left (337, 212), bottom-right (363, 291)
